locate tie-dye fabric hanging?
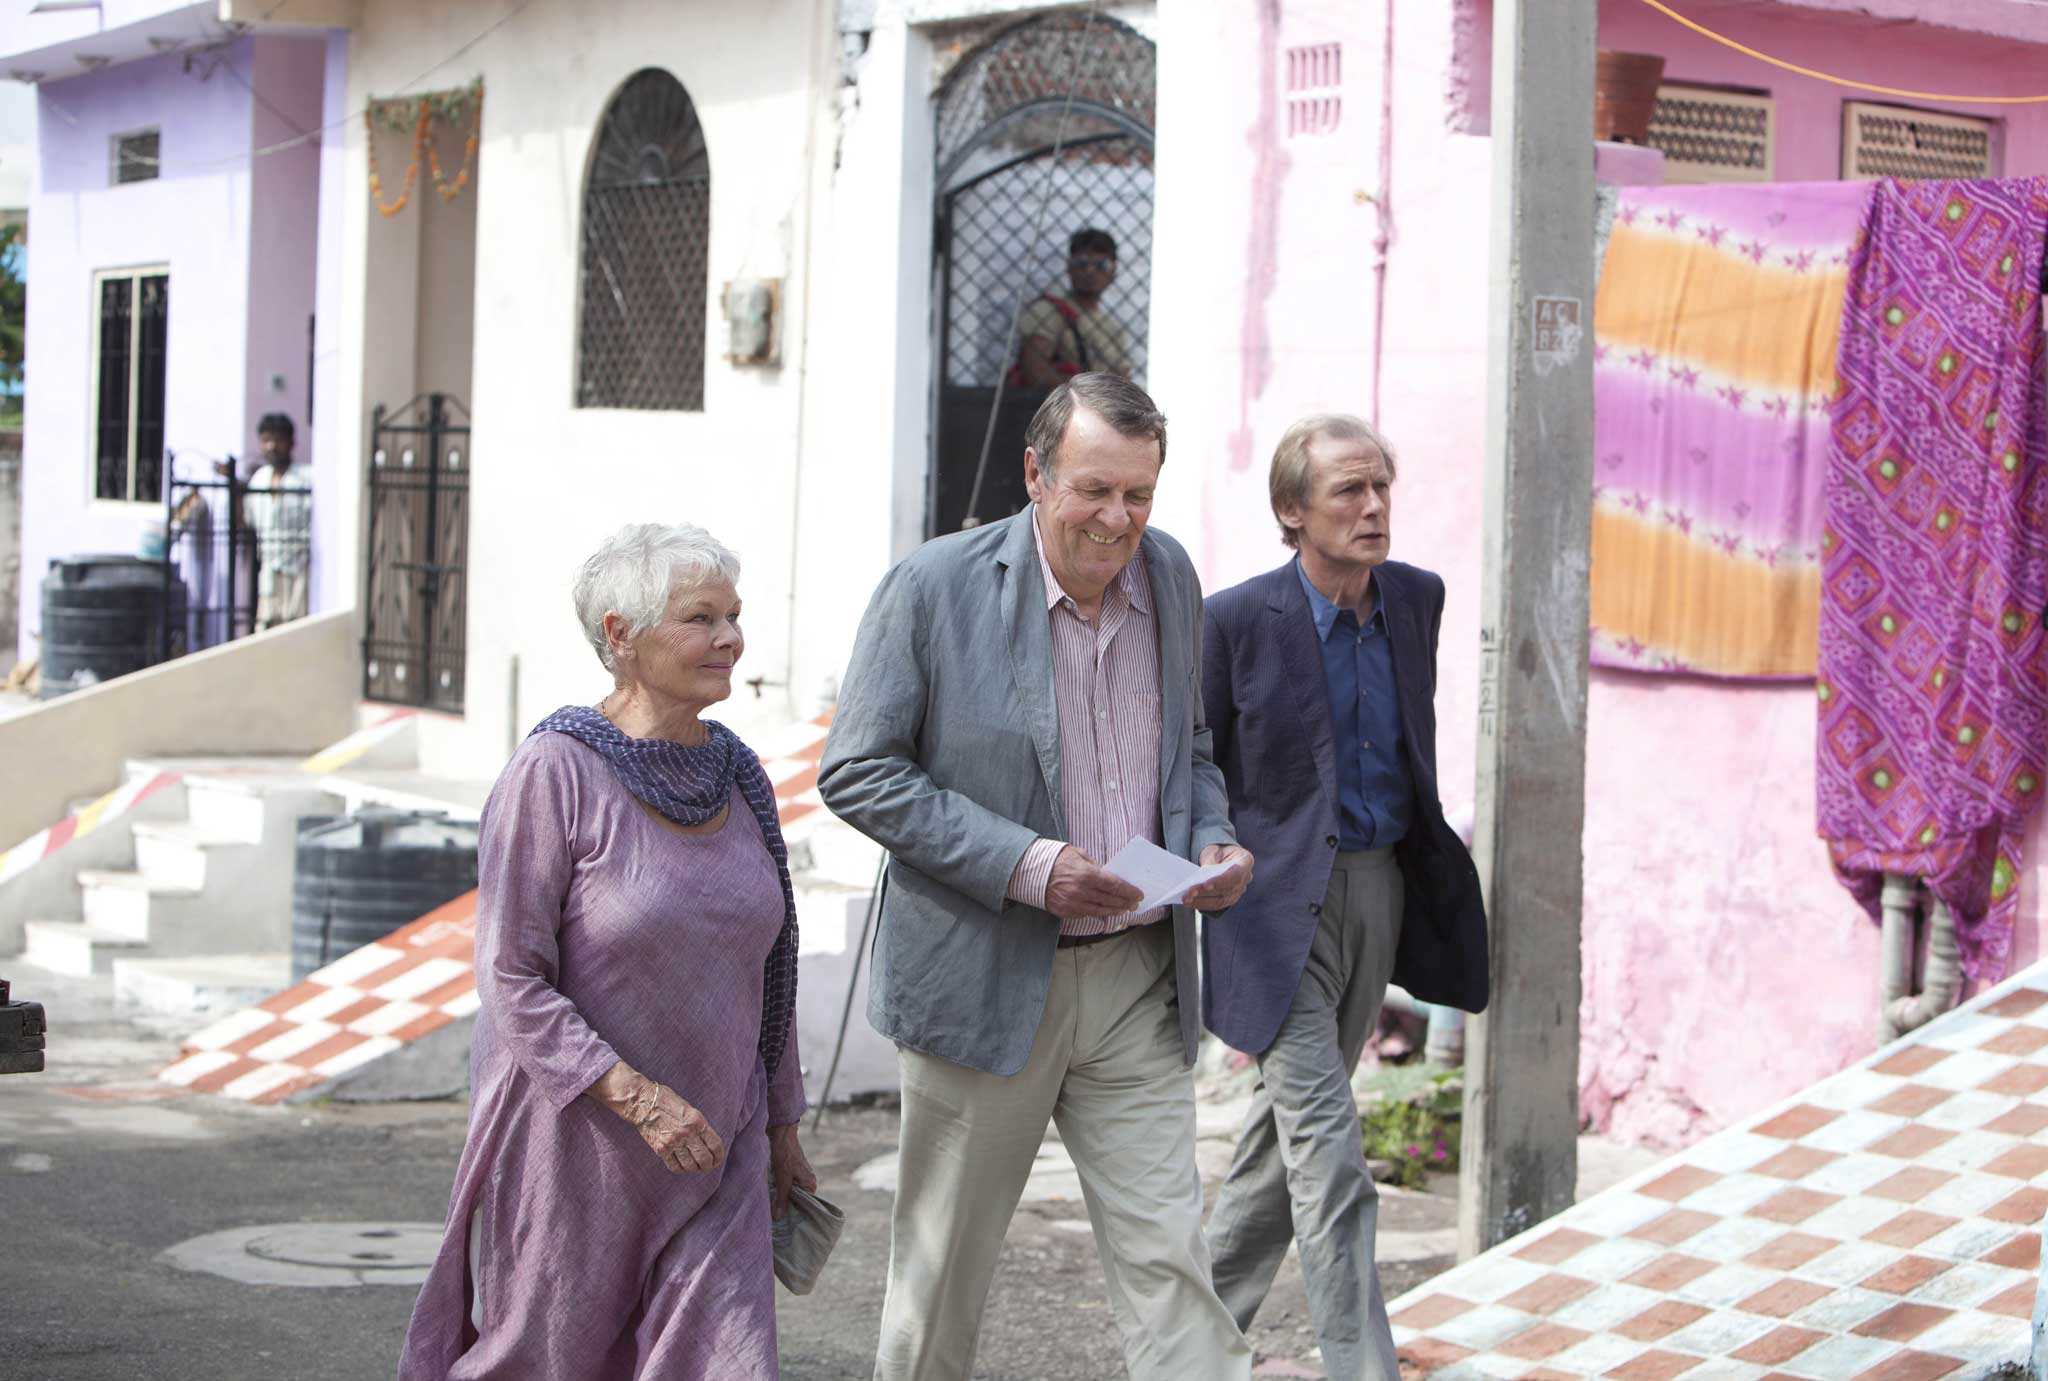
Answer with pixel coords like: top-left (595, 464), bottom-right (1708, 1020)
top-left (1591, 182), bottom-right (1870, 678)
top-left (1818, 177), bottom-right (2048, 982)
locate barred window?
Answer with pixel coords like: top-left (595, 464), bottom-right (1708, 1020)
top-left (111, 128), bottom-right (160, 185)
top-left (576, 70), bottom-right (710, 411)
top-left (92, 267), bottom-right (169, 503)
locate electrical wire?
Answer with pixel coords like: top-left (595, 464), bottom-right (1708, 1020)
top-left (1635, 0), bottom-right (2048, 104)
top-left (173, 0), bottom-right (535, 171)
top-left (182, 29), bottom-right (315, 141)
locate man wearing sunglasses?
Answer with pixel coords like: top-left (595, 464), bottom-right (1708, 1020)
top-left (1013, 227), bottom-right (1134, 388)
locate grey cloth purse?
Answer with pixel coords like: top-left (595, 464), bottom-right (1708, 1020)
top-left (771, 1185), bottom-right (844, 1296)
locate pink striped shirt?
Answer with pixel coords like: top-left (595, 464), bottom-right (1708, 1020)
top-left (1006, 509), bottom-right (1166, 936)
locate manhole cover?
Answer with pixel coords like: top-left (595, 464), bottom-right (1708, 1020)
top-left (245, 1223), bottom-right (439, 1270)
top-left (161, 1220), bottom-right (443, 1288)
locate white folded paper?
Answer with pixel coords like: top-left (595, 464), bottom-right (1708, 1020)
top-left (1103, 836), bottom-right (1235, 911)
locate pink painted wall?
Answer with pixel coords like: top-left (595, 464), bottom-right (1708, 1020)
top-left (1461, 0), bottom-right (2048, 180)
top-left (1155, 0), bottom-right (2048, 1150)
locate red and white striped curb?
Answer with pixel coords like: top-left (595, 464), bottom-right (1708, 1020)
top-left (160, 894), bottom-right (480, 1104)
top-left (298, 709), bottom-right (417, 776)
top-left (0, 771), bottom-right (181, 888)
top-left (161, 711), bottom-right (837, 1104)
top-left (1, 712), bottom-right (416, 892)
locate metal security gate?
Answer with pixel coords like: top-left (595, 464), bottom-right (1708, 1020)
top-left (930, 13), bottom-right (1157, 537)
top-left (362, 394), bottom-right (469, 713)
top-left (162, 457), bottom-right (313, 657)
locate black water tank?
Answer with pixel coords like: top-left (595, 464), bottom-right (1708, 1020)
top-left (39, 554), bottom-right (180, 698)
top-left (291, 809), bottom-right (481, 982)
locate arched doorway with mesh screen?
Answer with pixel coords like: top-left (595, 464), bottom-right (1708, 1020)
top-left (929, 12), bottom-right (1156, 538)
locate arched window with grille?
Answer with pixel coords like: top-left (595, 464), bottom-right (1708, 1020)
top-left (576, 69), bottom-right (710, 411)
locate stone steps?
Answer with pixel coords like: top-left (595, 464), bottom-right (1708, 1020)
top-left (113, 952), bottom-right (291, 1020)
top-left (13, 759), bottom-right (343, 1005)
top-left (20, 919), bottom-right (149, 976)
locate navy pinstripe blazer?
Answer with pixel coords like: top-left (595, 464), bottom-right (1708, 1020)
top-left (1199, 558), bottom-right (1489, 1056)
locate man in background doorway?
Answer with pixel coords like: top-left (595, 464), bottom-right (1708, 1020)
top-left (249, 413), bottom-right (311, 629)
top-left (1012, 228), bottom-right (1133, 388)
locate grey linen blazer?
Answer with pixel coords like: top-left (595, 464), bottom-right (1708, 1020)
top-left (818, 510), bottom-right (1237, 1076)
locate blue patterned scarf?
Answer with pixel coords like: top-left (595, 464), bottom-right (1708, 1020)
top-left (530, 704), bottom-right (798, 1077)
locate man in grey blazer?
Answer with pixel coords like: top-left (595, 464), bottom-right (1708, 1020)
top-left (820, 374), bottom-right (1256, 1381)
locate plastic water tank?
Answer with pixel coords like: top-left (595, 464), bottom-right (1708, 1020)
top-left (39, 555), bottom-right (181, 698)
top-left (291, 808), bottom-right (480, 982)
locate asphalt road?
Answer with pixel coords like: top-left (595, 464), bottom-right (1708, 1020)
top-left (0, 973), bottom-right (1476, 1380)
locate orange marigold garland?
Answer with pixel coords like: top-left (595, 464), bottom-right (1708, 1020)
top-left (426, 86), bottom-right (482, 203)
top-left (366, 99), bottom-right (427, 218)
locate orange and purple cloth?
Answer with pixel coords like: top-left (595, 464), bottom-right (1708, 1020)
top-left (1592, 182), bottom-right (1869, 678)
top-left (1818, 177), bottom-right (2048, 982)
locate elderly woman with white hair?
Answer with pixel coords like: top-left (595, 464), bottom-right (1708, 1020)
top-left (399, 522), bottom-right (815, 1380)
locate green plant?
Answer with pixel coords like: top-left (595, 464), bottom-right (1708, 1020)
top-left (368, 78), bottom-right (482, 134)
top-left (0, 220), bottom-right (23, 400)
top-left (1358, 1066), bottom-right (1462, 1190)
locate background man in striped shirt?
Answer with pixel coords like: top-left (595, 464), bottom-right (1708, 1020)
top-left (823, 373), bottom-right (1255, 1381)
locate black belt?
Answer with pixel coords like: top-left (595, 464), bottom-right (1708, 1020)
top-left (1057, 927), bottom-right (1133, 950)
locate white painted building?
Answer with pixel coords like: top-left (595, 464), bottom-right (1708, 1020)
top-left (315, 0), bottom-right (826, 774)
top-left (319, 0), bottom-right (1162, 785)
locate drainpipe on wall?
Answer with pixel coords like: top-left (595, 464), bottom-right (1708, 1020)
top-left (1877, 872), bottom-right (1962, 1045)
top-left (1368, 0), bottom-right (1396, 427)
top-left (785, 0), bottom-right (836, 723)
top-left (1381, 985), bottom-right (1466, 1066)
top-left (504, 653), bottom-right (520, 760)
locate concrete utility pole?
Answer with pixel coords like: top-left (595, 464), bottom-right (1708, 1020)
top-left (1458, 0), bottom-right (1597, 1259)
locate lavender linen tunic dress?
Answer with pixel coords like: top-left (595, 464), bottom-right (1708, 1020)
top-left (398, 732), bottom-right (805, 1380)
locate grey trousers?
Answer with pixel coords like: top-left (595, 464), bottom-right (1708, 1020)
top-left (1206, 848), bottom-right (1404, 1381)
top-left (875, 922), bottom-right (1252, 1381)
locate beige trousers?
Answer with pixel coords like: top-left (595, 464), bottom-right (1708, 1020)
top-left (874, 922), bottom-right (1252, 1381)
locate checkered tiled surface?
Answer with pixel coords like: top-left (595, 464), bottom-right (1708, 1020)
top-left (159, 895), bottom-right (480, 1103)
top-left (158, 711), bottom-right (835, 1105)
top-left (755, 710), bottom-right (831, 831)
top-left (1390, 964), bottom-right (2048, 1379)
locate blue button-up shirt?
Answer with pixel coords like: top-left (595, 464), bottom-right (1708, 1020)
top-left (1298, 559), bottom-right (1412, 851)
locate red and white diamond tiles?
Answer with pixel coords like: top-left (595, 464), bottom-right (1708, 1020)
top-left (1390, 968), bottom-right (2048, 1380)
top-left (159, 895), bottom-right (480, 1103)
top-left (158, 712), bottom-right (834, 1105)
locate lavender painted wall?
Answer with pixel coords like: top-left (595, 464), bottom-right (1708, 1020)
top-left (245, 36), bottom-right (325, 468)
top-left (1460, 0), bottom-right (2048, 179)
top-left (1154, 0), bottom-right (2048, 1149)
top-left (18, 43), bottom-right (255, 661)
top-left (14, 34), bottom-right (328, 664)
top-left (310, 29), bottom-right (347, 621)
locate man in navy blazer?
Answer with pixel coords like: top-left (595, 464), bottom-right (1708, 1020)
top-left (1200, 414), bottom-right (1487, 1380)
